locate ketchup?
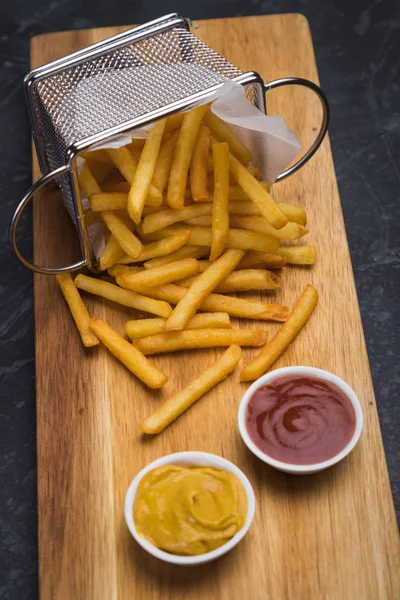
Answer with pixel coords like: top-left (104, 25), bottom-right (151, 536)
top-left (246, 375), bottom-right (356, 465)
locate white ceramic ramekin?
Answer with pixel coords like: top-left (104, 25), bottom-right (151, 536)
top-left (124, 451), bottom-right (256, 565)
top-left (238, 366), bottom-right (364, 474)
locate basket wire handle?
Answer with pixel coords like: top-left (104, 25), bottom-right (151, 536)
top-left (10, 164), bottom-right (88, 275)
top-left (264, 77), bottom-right (330, 182)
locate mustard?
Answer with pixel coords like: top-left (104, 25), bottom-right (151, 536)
top-left (134, 465), bottom-right (247, 555)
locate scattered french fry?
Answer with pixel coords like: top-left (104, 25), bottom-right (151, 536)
top-left (204, 110), bottom-right (252, 164)
top-left (210, 142), bottom-right (230, 262)
top-left (99, 234), bottom-right (125, 271)
top-left (144, 246), bottom-right (209, 269)
top-left (275, 202), bottom-right (307, 226)
top-left (101, 211), bottom-right (142, 259)
top-left (238, 251), bottom-right (287, 269)
top-left (190, 125), bottom-right (210, 202)
top-left (167, 105), bottom-right (208, 209)
top-left (231, 216), bottom-right (308, 241)
top-left (141, 204), bottom-right (211, 234)
top-left (128, 119), bottom-right (165, 224)
top-left (56, 273), bottom-right (99, 347)
top-left (90, 317), bottom-right (167, 389)
top-left (90, 192), bottom-right (128, 212)
top-left (133, 328), bottom-right (268, 355)
top-left (125, 312), bottom-right (231, 340)
top-left (116, 230), bottom-right (191, 264)
top-left (107, 265), bottom-right (142, 278)
top-left (140, 345), bottom-right (242, 434)
top-left (116, 258), bottom-right (200, 292)
top-left (75, 274), bottom-right (172, 318)
top-left (241, 285), bottom-right (319, 381)
top-left (79, 162), bottom-right (101, 196)
top-left (178, 269), bottom-right (280, 292)
top-left (164, 249), bottom-right (245, 330)
top-left (277, 246), bottom-right (317, 265)
top-left (152, 130), bottom-right (179, 193)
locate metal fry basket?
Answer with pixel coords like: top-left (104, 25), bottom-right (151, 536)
top-left (10, 13), bottom-right (329, 274)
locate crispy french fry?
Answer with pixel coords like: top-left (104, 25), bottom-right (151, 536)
top-left (90, 317), bottom-right (167, 389)
top-left (140, 345), bottom-right (242, 434)
top-left (135, 283), bottom-right (289, 321)
top-left (241, 284), bottom-right (319, 381)
top-left (125, 312), bottom-right (231, 340)
top-left (117, 258), bottom-right (200, 292)
top-left (227, 199), bottom-right (306, 226)
top-left (238, 251), bottom-right (287, 269)
top-left (210, 142), bottom-right (230, 262)
top-left (229, 154), bottom-right (288, 228)
top-left (152, 130), bottom-right (179, 193)
top-left (75, 274), bottom-right (172, 318)
top-left (90, 192), bottom-right (128, 212)
top-left (99, 234), bottom-right (125, 271)
top-left (207, 156), bottom-right (260, 179)
top-left (107, 265), bottom-right (142, 278)
top-left (101, 211), bottom-right (142, 259)
top-left (204, 110), bottom-right (252, 164)
top-left (143, 225), bottom-right (280, 253)
top-left (128, 119), bottom-right (165, 224)
top-left (164, 249), bottom-right (245, 330)
top-left (178, 269), bottom-right (280, 292)
top-left (116, 230), bottom-right (191, 264)
top-left (144, 246), bottom-right (209, 269)
top-left (167, 105), bottom-right (208, 209)
top-left (277, 246), bottom-right (317, 265)
top-left (230, 216), bottom-right (308, 241)
top-left (56, 273), bottom-right (99, 347)
top-left (274, 202), bottom-right (307, 226)
top-left (106, 147), bottom-right (162, 205)
top-left (183, 216), bottom-right (212, 227)
top-left (190, 125), bottom-right (210, 202)
top-left (133, 328), bottom-right (268, 355)
top-left (164, 113), bottom-right (184, 133)
top-left (79, 162), bottom-right (101, 196)
top-left (141, 204), bottom-right (211, 234)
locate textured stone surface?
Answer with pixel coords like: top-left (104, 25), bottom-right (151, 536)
top-left (0, 1), bottom-right (399, 598)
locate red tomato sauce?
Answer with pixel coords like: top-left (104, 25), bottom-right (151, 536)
top-left (246, 375), bottom-right (356, 465)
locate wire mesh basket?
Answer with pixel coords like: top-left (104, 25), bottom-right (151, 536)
top-left (10, 13), bottom-right (329, 274)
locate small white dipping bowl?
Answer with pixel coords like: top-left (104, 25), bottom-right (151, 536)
top-left (238, 366), bottom-right (364, 475)
top-left (124, 451), bottom-right (256, 566)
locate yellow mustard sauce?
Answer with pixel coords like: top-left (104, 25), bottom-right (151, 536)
top-left (134, 465), bottom-right (248, 555)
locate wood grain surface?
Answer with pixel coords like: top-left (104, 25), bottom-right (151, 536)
top-left (31, 15), bottom-right (400, 600)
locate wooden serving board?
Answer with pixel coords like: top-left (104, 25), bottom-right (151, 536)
top-left (32, 15), bottom-right (399, 600)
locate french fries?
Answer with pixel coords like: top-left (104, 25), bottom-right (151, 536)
top-left (210, 142), bottom-right (230, 262)
top-left (231, 216), bottom-right (308, 241)
top-left (204, 110), bottom-right (252, 164)
top-left (125, 312), bottom-right (231, 340)
top-left (133, 328), bottom-right (268, 355)
top-left (107, 265), bottom-right (142, 278)
top-left (241, 285), bottom-right (319, 381)
top-left (140, 345), bottom-right (242, 434)
top-left (178, 269), bottom-right (280, 292)
top-left (99, 234), bottom-right (125, 271)
top-left (79, 162), bottom-right (101, 196)
top-left (106, 147), bottom-right (161, 205)
top-left (90, 317), bottom-right (167, 389)
top-left (167, 105), bottom-right (208, 209)
top-left (90, 192), bottom-right (128, 212)
top-left (101, 211), bottom-right (142, 259)
top-left (164, 249), bottom-right (245, 330)
top-left (141, 203), bottom-right (211, 234)
top-left (190, 125), bottom-right (210, 201)
top-left (116, 258), bottom-right (200, 292)
top-left (152, 130), bottom-right (179, 193)
top-left (277, 246), bottom-right (317, 265)
top-left (74, 274), bottom-right (172, 318)
top-left (144, 246), bottom-right (209, 269)
top-left (116, 230), bottom-right (191, 264)
top-left (238, 251), bottom-right (287, 269)
top-left (56, 273), bottom-right (99, 347)
top-left (164, 113), bottom-right (184, 133)
top-left (128, 119), bottom-right (165, 223)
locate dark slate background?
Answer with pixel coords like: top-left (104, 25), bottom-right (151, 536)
top-left (0, 1), bottom-right (399, 598)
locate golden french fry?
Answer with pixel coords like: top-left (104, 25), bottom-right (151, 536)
top-left (167, 105), bottom-right (208, 209)
top-left (101, 211), bottom-right (142, 259)
top-left (56, 273), bottom-right (99, 347)
top-left (133, 328), bottom-right (268, 355)
top-left (210, 142), bottom-right (230, 262)
top-left (164, 112), bottom-right (184, 133)
top-left (90, 317), bottom-right (167, 389)
top-left (241, 285), bottom-right (319, 381)
top-left (238, 251), bottom-right (287, 269)
top-left (277, 246), bottom-right (317, 265)
top-left (207, 156), bottom-right (260, 179)
top-left (107, 265), bottom-right (142, 278)
top-left (140, 345), bottom-right (242, 434)
top-left (164, 249), bottom-right (245, 330)
top-left (152, 130), bottom-right (179, 193)
top-left (227, 199), bottom-right (307, 226)
top-left (190, 125), bottom-right (210, 202)
top-left (125, 312), bottom-right (231, 340)
top-left (183, 216), bottom-right (212, 226)
top-left (204, 110), bottom-right (252, 164)
top-left (229, 154), bottom-right (288, 228)
top-left (75, 274), bottom-right (172, 318)
top-left (117, 258), bottom-right (200, 292)
top-left (90, 192), bottom-right (128, 212)
top-left (179, 269), bottom-right (280, 292)
top-left (135, 283), bottom-right (289, 321)
top-left (106, 146), bottom-right (162, 205)
top-left (118, 230), bottom-right (191, 264)
top-left (99, 234), bottom-right (125, 271)
top-left (231, 216), bottom-right (308, 241)
top-left (274, 202), bottom-right (307, 226)
top-left (79, 162), bottom-right (101, 196)
top-left (144, 246), bottom-right (209, 269)
top-left (141, 203), bottom-right (211, 234)
top-left (128, 119), bottom-right (165, 224)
